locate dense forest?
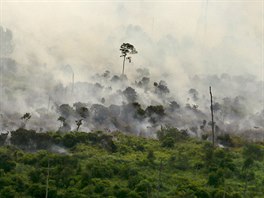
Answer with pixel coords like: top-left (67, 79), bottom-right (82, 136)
top-left (0, 127), bottom-right (264, 198)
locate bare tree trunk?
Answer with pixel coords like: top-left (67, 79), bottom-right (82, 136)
top-left (122, 56), bottom-right (126, 76)
top-left (209, 86), bottom-right (215, 147)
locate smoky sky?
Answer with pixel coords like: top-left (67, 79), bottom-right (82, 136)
top-left (0, 1), bottom-right (263, 137)
top-left (1, 1), bottom-right (262, 83)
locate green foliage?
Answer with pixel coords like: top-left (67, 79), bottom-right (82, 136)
top-left (161, 137), bottom-right (175, 148)
top-left (0, 131), bottom-right (263, 197)
top-left (147, 150), bottom-right (155, 162)
top-left (10, 128), bottom-right (52, 150)
top-left (243, 143), bottom-right (264, 162)
top-left (0, 186), bottom-right (17, 198)
top-left (135, 179), bottom-right (152, 197)
top-left (157, 127), bottom-right (189, 143)
top-left (0, 152), bottom-right (16, 172)
top-left (62, 131), bottom-right (117, 152)
top-left (207, 169), bottom-right (225, 187)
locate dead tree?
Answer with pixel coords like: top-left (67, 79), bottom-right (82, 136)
top-left (209, 86), bottom-right (215, 147)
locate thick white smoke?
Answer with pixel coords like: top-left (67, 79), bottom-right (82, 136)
top-left (0, 1), bottom-right (263, 139)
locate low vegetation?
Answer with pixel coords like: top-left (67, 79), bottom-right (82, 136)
top-left (0, 128), bottom-right (264, 197)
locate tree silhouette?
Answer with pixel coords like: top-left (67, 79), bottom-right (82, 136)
top-left (21, 113), bottom-right (31, 121)
top-left (75, 119), bottom-right (83, 131)
top-left (58, 116), bottom-right (66, 127)
top-left (209, 86), bottom-right (215, 147)
top-left (57, 116), bottom-right (71, 132)
top-left (20, 113), bottom-right (31, 128)
top-left (123, 87), bottom-right (137, 103)
top-left (120, 43), bottom-right (137, 76)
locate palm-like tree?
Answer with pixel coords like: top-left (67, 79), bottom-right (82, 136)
top-left (120, 43), bottom-right (137, 76)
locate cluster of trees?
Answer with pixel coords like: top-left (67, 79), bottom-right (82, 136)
top-left (27, 64), bottom-right (262, 142)
top-left (0, 128), bottom-right (264, 197)
top-left (54, 101), bottom-right (169, 134)
top-left (0, 128), bottom-right (116, 152)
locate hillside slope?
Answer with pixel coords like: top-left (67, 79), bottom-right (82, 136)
top-left (0, 128), bottom-right (264, 198)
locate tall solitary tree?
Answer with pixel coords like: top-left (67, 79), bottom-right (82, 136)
top-left (120, 43), bottom-right (137, 76)
top-left (209, 86), bottom-right (215, 147)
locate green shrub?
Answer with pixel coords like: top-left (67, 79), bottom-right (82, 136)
top-left (0, 186), bottom-right (17, 198)
top-left (0, 153), bottom-right (16, 172)
top-left (161, 137), bottom-right (175, 148)
top-left (157, 127), bottom-right (188, 143)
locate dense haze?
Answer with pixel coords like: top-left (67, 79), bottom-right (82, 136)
top-left (0, 1), bottom-right (263, 140)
